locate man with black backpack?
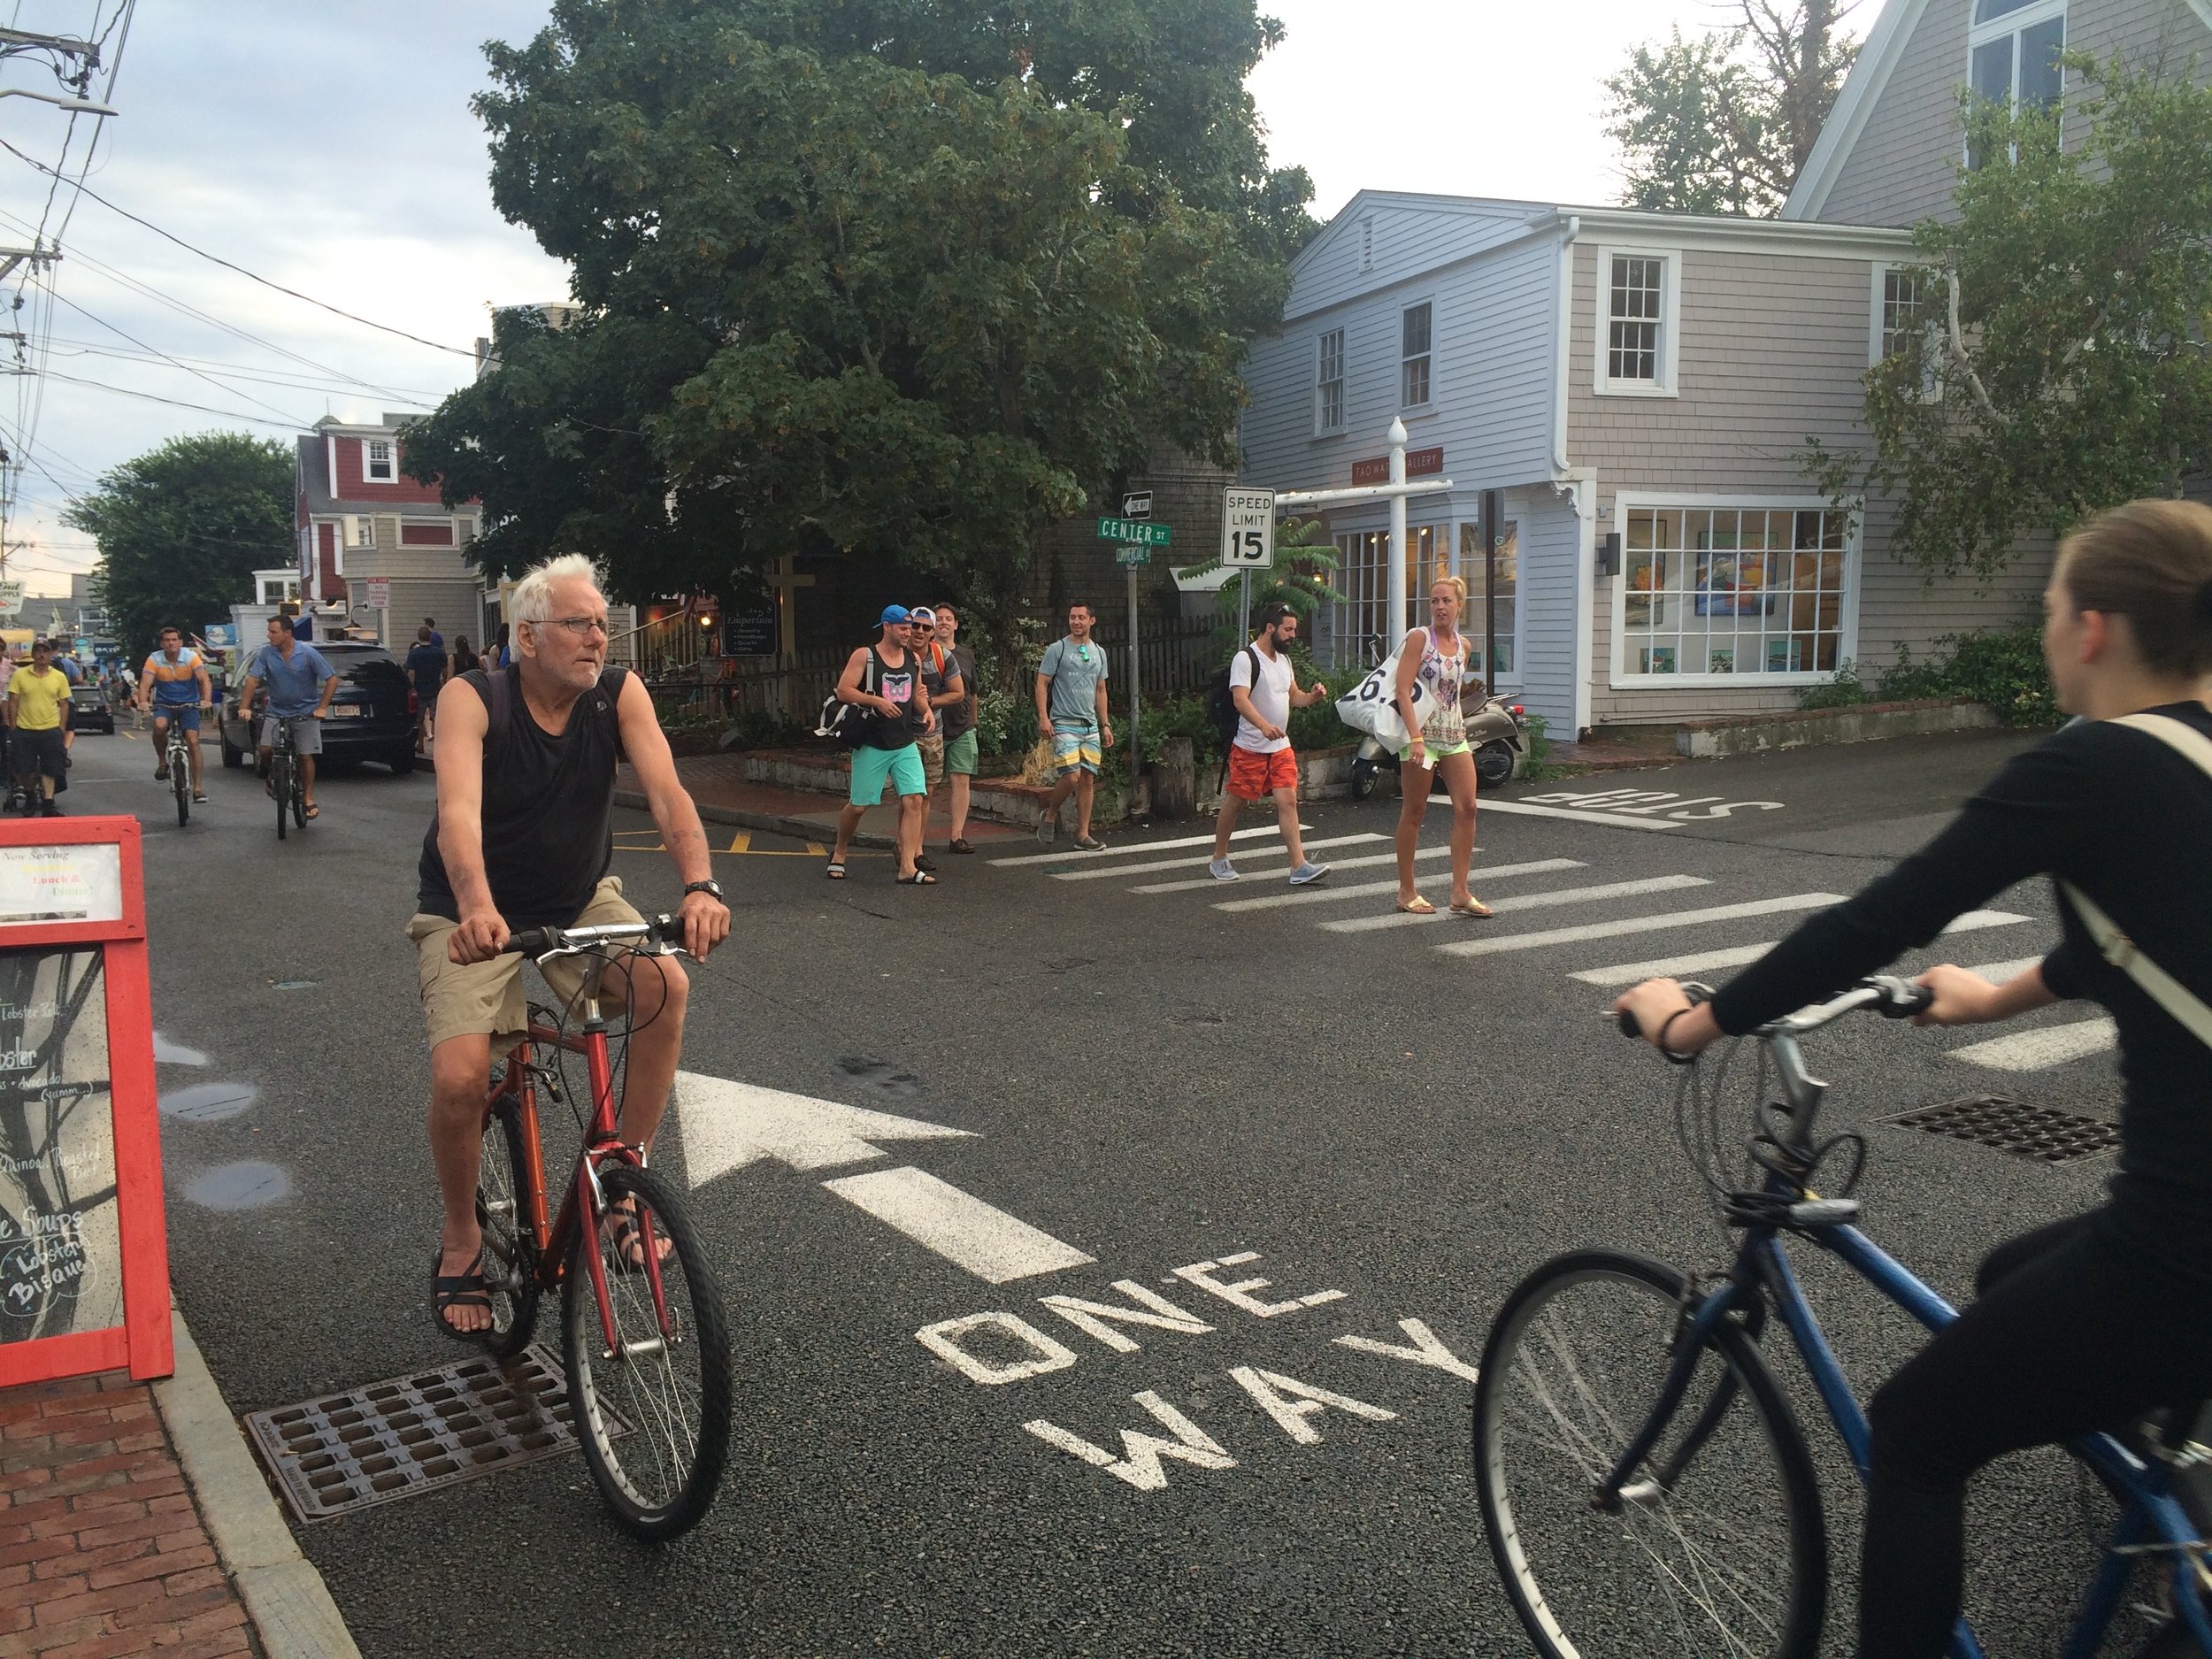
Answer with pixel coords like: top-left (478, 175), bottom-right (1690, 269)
top-left (826, 604), bottom-right (936, 884)
top-left (1208, 603), bottom-right (1332, 885)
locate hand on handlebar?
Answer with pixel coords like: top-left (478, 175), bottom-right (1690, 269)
top-left (448, 909), bottom-right (511, 965)
top-left (675, 889), bottom-right (729, 961)
top-left (1908, 964), bottom-right (1999, 1027)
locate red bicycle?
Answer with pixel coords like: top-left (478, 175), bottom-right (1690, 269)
top-left (470, 915), bottom-right (732, 1541)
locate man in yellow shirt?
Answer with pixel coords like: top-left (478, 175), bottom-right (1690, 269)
top-left (6, 637), bottom-right (72, 817)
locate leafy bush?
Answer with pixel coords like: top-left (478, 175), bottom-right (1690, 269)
top-left (1518, 711), bottom-right (1561, 780)
top-left (1795, 660), bottom-right (1870, 711)
top-left (718, 707), bottom-right (807, 749)
top-left (1877, 623), bottom-right (2060, 727)
top-left (973, 688), bottom-right (1039, 757)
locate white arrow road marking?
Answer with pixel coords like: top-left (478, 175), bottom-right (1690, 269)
top-left (824, 1166), bottom-right (1095, 1283)
top-left (1478, 800), bottom-right (1686, 831)
top-left (674, 1071), bottom-right (975, 1184)
top-left (1947, 1017), bottom-right (2117, 1071)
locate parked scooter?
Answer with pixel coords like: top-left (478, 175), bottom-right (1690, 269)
top-left (1344, 635), bottom-right (1528, 800)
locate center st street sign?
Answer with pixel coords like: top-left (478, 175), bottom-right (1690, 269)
top-left (1096, 518), bottom-right (1171, 547)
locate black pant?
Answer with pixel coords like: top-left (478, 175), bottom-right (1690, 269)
top-left (1861, 1209), bottom-right (2212, 1656)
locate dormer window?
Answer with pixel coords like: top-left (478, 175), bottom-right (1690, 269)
top-left (364, 438), bottom-right (395, 483)
top-left (1969, 0), bottom-right (2065, 125)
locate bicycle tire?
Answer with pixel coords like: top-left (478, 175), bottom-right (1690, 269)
top-left (563, 1162), bottom-right (732, 1542)
top-left (289, 757), bottom-right (307, 829)
top-left (173, 757), bottom-right (188, 826)
top-left (272, 753), bottom-right (288, 841)
top-left (473, 1094), bottom-right (540, 1359)
top-left (1473, 1248), bottom-right (1827, 1659)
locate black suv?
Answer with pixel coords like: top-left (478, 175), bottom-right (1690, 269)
top-left (219, 641), bottom-right (418, 774)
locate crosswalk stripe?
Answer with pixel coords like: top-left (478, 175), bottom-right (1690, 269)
top-left (1319, 875), bottom-right (1710, 933)
top-left (1564, 910), bottom-right (2032, 987)
top-left (1435, 891), bottom-right (1850, 958)
top-left (1960, 956), bottom-right (2043, 983)
top-left (1947, 1017), bottom-right (2117, 1071)
top-left (1478, 800), bottom-right (1685, 832)
top-left (1211, 858), bottom-right (1587, 913)
top-left (987, 824), bottom-right (1309, 868)
top-left (1134, 842), bottom-right (1463, 895)
top-left (1051, 832), bottom-right (1384, 882)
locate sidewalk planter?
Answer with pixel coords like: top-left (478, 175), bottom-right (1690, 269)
top-left (1674, 697), bottom-right (1999, 759)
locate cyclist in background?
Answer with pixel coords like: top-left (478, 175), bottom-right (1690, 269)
top-left (237, 615), bottom-right (337, 820)
top-left (1617, 499), bottom-right (2212, 1659)
top-left (136, 626), bottom-right (212, 804)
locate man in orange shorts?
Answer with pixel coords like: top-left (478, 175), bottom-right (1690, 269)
top-left (1210, 602), bottom-right (1332, 885)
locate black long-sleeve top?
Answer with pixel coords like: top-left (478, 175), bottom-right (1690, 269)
top-left (1712, 703), bottom-right (2212, 1277)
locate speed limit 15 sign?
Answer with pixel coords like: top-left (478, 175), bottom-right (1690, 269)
top-left (1222, 488), bottom-right (1276, 568)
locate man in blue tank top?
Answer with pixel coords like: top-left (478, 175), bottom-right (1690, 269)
top-left (408, 553), bottom-right (731, 1340)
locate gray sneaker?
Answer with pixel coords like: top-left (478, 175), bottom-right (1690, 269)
top-left (1073, 833), bottom-right (1108, 852)
top-left (1033, 811), bottom-right (1057, 847)
top-left (1209, 857), bottom-right (1240, 881)
top-left (1288, 862), bottom-right (1330, 886)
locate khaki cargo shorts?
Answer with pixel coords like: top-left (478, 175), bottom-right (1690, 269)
top-left (405, 876), bottom-right (642, 1051)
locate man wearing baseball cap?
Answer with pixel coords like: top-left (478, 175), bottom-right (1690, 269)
top-left (826, 605), bottom-right (936, 883)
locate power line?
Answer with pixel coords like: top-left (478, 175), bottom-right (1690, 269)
top-left (24, 367), bottom-right (302, 429)
top-left (32, 275), bottom-right (317, 426)
top-left (38, 336), bottom-right (445, 402)
top-left (0, 133), bottom-right (478, 360)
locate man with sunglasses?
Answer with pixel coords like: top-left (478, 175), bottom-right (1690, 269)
top-left (411, 553), bottom-right (730, 1340)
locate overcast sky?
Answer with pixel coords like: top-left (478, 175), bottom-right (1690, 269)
top-left (0, 0), bottom-right (1856, 595)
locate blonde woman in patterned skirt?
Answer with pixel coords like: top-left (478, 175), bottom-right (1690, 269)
top-left (1389, 575), bottom-right (1492, 917)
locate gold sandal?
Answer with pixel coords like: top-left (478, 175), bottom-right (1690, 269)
top-left (1450, 898), bottom-right (1494, 918)
top-left (1396, 895), bottom-right (1437, 915)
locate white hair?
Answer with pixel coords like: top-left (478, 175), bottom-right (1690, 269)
top-left (509, 553), bottom-right (603, 625)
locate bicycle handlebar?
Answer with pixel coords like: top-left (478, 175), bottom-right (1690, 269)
top-left (504, 913), bottom-right (684, 960)
top-left (1615, 974), bottom-right (1933, 1044)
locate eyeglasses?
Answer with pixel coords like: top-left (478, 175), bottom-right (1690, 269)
top-left (910, 621), bottom-right (934, 630)
top-left (529, 616), bottom-right (611, 638)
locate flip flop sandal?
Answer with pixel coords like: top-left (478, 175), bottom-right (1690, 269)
top-left (432, 1247), bottom-right (495, 1344)
top-left (1450, 899), bottom-right (1495, 918)
top-left (825, 862), bottom-right (847, 879)
top-left (304, 804), bottom-right (320, 819)
top-left (949, 838), bottom-right (976, 855)
top-left (898, 870), bottom-right (937, 885)
top-left (1395, 896), bottom-right (1438, 915)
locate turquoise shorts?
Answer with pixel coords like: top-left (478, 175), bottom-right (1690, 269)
top-left (1051, 722), bottom-right (1102, 776)
top-left (850, 742), bottom-right (926, 804)
top-left (945, 729), bottom-right (979, 776)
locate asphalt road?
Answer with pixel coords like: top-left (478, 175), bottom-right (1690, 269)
top-left (88, 718), bottom-right (2162, 1658)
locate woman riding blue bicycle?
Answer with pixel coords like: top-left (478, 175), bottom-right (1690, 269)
top-left (1617, 498), bottom-right (2212, 1658)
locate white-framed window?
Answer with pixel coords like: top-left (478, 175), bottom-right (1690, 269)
top-left (1594, 248), bottom-right (1680, 397)
top-left (1330, 523), bottom-right (1454, 669)
top-left (1401, 302), bottom-right (1432, 410)
top-left (1968, 0), bottom-right (2065, 165)
top-left (1870, 265), bottom-right (1928, 364)
top-left (1613, 496), bottom-right (1856, 685)
top-left (1315, 328), bottom-right (1346, 436)
top-left (363, 437), bottom-right (396, 483)
top-left (348, 514), bottom-right (373, 549)
top-left (1458, 519), bottom-right (1518, 682)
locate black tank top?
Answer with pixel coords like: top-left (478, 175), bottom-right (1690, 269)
top-left (417, 665), bottom-right (629, 929)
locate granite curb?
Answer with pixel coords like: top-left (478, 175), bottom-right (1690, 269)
top-left (150, 1311), bottom-right (359, 1659)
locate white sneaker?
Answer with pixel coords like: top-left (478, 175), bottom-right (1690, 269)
top-left (1288, 862), bottom-right (1330, 886)
top-left (1208, 857), bottom-right (1240, 881)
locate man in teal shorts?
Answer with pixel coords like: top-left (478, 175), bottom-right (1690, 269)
top-left (1033, 601), bottom-right (1113, 849)
top-left (828, 605), bottom-right (935, 883)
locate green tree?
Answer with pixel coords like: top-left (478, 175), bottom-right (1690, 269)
top-left (62, 432), bottom-right (292, 658)
top-left (403, 0), bottom-right (1315, 665)
top-left (1605, 2), bottom-right (1859, 216)
top-left (1806, 57), bottom-right (2212, 580)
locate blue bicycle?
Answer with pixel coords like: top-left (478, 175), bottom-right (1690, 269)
top-left (1471, 977), bottom-right (2212, 1659)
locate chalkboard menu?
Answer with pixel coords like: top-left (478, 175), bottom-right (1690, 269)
top-left (0, 947), bottom-right (120, 1346)
top-left (722, 610), bottom-right (776, 657)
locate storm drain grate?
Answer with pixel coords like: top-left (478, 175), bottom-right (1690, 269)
top-left (1880, 1094), bottom-right (2120, 1164)
top-left (243, 1344), bottom-right (624, 1524)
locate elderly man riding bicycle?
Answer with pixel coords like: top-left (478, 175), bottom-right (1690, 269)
top-left (408, 553), bottom-right (731, 1340)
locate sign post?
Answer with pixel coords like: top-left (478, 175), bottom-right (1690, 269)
top-left (1118, 494), bottom-right (1152, 800)
top-left (0, 816), bottom-right (172, 1386)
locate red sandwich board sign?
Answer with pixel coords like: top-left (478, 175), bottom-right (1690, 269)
top-left (0, 816), bottom-right (173, 1386)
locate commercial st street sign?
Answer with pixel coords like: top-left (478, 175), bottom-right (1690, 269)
top-left (1096, 518), bottom-right (1171, 547)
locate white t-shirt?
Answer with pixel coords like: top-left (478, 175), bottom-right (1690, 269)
top-left (1231, 643), bottom-right (1295, 754)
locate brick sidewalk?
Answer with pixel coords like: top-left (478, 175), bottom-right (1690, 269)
top-left (1, 1371), bottom-right (254, 1659)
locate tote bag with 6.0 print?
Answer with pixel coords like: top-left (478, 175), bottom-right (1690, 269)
top-left (1336, 646), bottom-right (1429, 749)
